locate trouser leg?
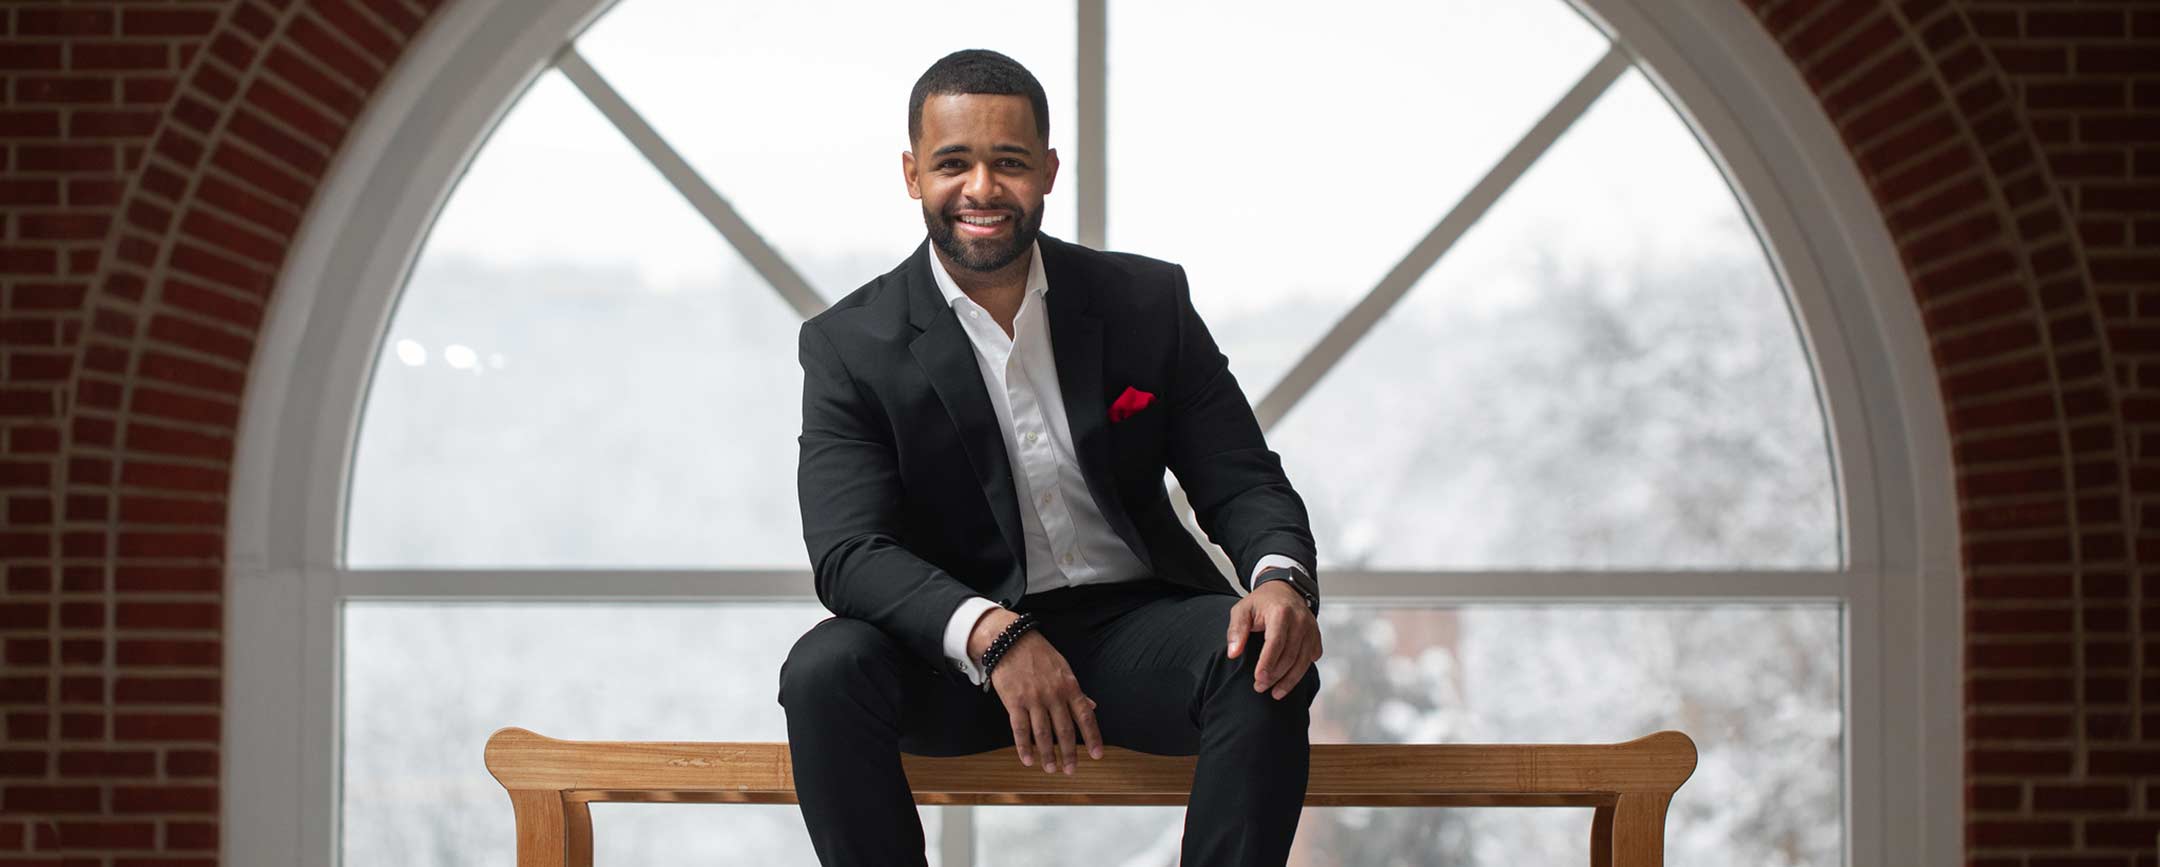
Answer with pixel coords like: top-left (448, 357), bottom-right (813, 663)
top-left (1036, 580), bottom-right (1321, 866)
top-left (776, 615), bottom-right (1010, 867)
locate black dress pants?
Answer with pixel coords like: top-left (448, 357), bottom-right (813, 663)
top-left (776, 577), bottom-right (1319, 866)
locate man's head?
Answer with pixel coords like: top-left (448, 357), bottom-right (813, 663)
top-left (902, 49), bottom-right (1058, 274)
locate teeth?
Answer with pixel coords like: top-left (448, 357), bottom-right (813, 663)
top-left (958, 215), bottom-right (1008, 226)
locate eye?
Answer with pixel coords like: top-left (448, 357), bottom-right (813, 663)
top-left (999, 158), bottom-right (1026, 168)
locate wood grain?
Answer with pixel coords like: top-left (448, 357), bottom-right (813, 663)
top-left (487, 727), bottom-right (1697, 866)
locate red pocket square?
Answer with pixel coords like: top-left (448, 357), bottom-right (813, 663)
top-left (1108, 386), bottom-right (1155, 423)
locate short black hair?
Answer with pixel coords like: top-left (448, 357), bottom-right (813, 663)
top-left (907, 49), bottom-right (1050, 148)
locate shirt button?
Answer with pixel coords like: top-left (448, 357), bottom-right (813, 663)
top-left (1024, 431), bottom-right (1039, 444)
top-left (968, 309), bottom-right (981, 319)
top-left (1060, 552), bottom-right (1074, 565)
top-left (1041, 492), bottom-right (1053, 505)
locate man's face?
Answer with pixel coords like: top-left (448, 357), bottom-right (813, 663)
top-left (903, 92), bottom-right (1059, 273)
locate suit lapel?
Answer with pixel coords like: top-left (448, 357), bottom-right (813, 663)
top-left (905, 241), bottom-right (1028, 576)
top-left (902, 235), bottom-right (1158, 581)
top-left (1040, 237), bottom-right (1156, 574)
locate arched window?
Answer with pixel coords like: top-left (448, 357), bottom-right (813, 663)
top-left (230, 1), bottom-right (1960, 865)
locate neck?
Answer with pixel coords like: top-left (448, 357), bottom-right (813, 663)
top-left (935, 243), bottom-right (1032, 305)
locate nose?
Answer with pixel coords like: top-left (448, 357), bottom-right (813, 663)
top-left (963, 162), bottom-right (997, 203)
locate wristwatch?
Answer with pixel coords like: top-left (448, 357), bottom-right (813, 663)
top-left (1253, 566), bottom-right (1319, 614)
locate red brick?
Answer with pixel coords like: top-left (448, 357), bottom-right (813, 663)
top-left (117, 458), bottom-right (226, 496)
top-left (1968, 606), bottom-right (2073, 635)
top-left (159, 279), bottom-right (266, 331)
top-left (114, 676), bottom-right (220, 704)
top-left (225, 105), bottom-right (329, 178)
top-left (110, 784), bottom-right (216, 813)
top-left (195, 171), bottom-right (304, 235)
top-left (72, 43), bottom-right (173, 72)
top-left (163, 751), bottom-right (217, 780)
top-left (1971, 819), bottom-right (2072, 847)
top-left (115, 531), bottom-right (222, 560)
top-left (178, 208), bottom-right (285, 268)
top-left (120, 8), bottom-right (222, 38)
top-left (114, 640), bottom-right (219, 668)
top-left (241, 76), bottom-right (347, 150)
top-left (13, 75), bottom-right (116, 104)
top-left (126, 385), bottom-right (239, 428)
top-left (261, 45), bottom-right (366, 117)
top-left (55, 750), bottom-right (157, 779)
top-left (115, 566), bottom-right (220, 594)
top-left (2089, 749), bottom-right (2160, 776)
top-left (16, 8), bottom-right (116, 36)
top-left (2077, 45), bottom-right (2160, 76)
top-left (2084, 819), bottom-right (2160, 847)
top-left (2, 785), bottom-right (100, 813)
top-left (120, 423), bottom-right (233, 463)
top-left (312, 0), bottom-right (406, 65)
top-left (165, 819), bottom-right (218, 849)
top-left (16, 144), bottom-right (115, 173)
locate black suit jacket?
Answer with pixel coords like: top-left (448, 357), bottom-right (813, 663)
top-left (795, 233), bottom-right (1318, 670)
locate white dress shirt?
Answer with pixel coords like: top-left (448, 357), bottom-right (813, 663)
top-left (929, 241), bottom-right (1306, 689)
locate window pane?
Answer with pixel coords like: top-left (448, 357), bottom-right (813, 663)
top-left (575, 0), bottom-right (1078, 298)
top-left (981, 604), bottom-right (1842, 866)
top-left (346, 71), bottom-right (808, 568)
top-left (340, 602), bottom-right (944, 865)
top-left (1269, 70), bottom-right (1839, 570)
top-left (1108, 0), bottom-right (1611, 398)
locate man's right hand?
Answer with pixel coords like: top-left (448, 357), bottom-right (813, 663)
top-left (970, 609), bottom-right (1103, 775)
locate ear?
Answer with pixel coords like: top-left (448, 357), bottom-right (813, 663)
top-left (902, 150), bottom-right (922, 200)
top-left (1042, 147), bottom-right (1059, 196)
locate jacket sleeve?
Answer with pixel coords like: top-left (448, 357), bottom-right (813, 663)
top-left (1161, 265), bottom-right (1320, 596)
top-left (797, 319), bottom-right (983, 667)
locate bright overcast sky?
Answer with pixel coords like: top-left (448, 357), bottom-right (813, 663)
top-left (419, 0), bottom-right (1761, 322)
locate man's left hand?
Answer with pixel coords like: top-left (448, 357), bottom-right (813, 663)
top-left (1226, 580), bottom-right (1322, 700)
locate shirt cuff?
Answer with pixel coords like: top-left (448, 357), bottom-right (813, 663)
top-left (1248, 554), bottom-right (1308, 591)
top-left (942, 596), bottom-right (1004, 691)
top-left (1250, 554), bottom-right (1316, 612)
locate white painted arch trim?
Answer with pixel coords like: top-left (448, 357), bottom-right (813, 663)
top-left (224, 0), bottom-right (1961, 864)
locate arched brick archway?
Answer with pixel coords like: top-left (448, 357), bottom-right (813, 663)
top-left (0, 0), bottom-right (2147, 861)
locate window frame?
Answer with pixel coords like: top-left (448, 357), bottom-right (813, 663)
top-left (224, 0), bottom-right (1961, 864)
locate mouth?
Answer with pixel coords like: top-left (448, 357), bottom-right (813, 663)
top-left (951, 211), bottom-right (1013, 238)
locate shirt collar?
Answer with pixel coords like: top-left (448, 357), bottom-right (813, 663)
top-left (928, 238), bottom-right (1048, 310)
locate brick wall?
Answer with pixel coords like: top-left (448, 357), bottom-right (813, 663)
top-left (0, 0), bottom-right (2151, 863)
top-left (0, 1), bottom-right (438, 860)
top-left (1738, 1), bottom-right (2156, 862)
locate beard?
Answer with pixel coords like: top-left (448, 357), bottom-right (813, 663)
top-left (923, 201), bottom-right (1044, 273)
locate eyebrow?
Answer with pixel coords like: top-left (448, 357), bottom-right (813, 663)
top-left (931, 143), bottom-right (1036, 158)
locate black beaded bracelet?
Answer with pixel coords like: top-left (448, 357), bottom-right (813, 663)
top-left (978, 611), bottom-right (1039, 679)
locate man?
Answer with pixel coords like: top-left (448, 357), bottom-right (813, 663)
top-left (781, 48), bottom-right (1323, 866)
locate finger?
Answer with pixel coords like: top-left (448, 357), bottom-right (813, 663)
top-left (1050, 703), bottom-right (1079, 775)
top-left (1225, 600), bottom-right (1253, 658)
top-left (1270, 656), bottom-right (1314, 701)
top-left (1009, 708), bottom-right (1035, 767)
top-left (1072, 695), bottom-right (1103, 760)
top-left (1029, 705), bottom-right (1056, 775)
top-left (1262, 627), bottom-right (1304, 695)
top-left (1252, 608), bottom-right (1287, 691)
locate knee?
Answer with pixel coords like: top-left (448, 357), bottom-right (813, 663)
top-left (776, 616), bottom-right (903, 711)
top-left (1208, 632), bottom-right (1322, 713)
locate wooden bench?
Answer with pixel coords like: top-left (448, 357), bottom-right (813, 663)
top-left (484, 726), bottom-right (1697, 866)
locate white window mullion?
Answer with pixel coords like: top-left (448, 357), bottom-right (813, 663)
top-left (1076, 0), bottom-right (1108, 249)
top-left (552, 46), bottom-right (827, 319)
top-left (1250, 43), bottom-right (1632, 432)
top-left (331, 566), bottom-right (1859, 603)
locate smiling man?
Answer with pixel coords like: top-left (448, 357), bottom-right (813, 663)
top-left (780, 49), bottom-right (1323, 866)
